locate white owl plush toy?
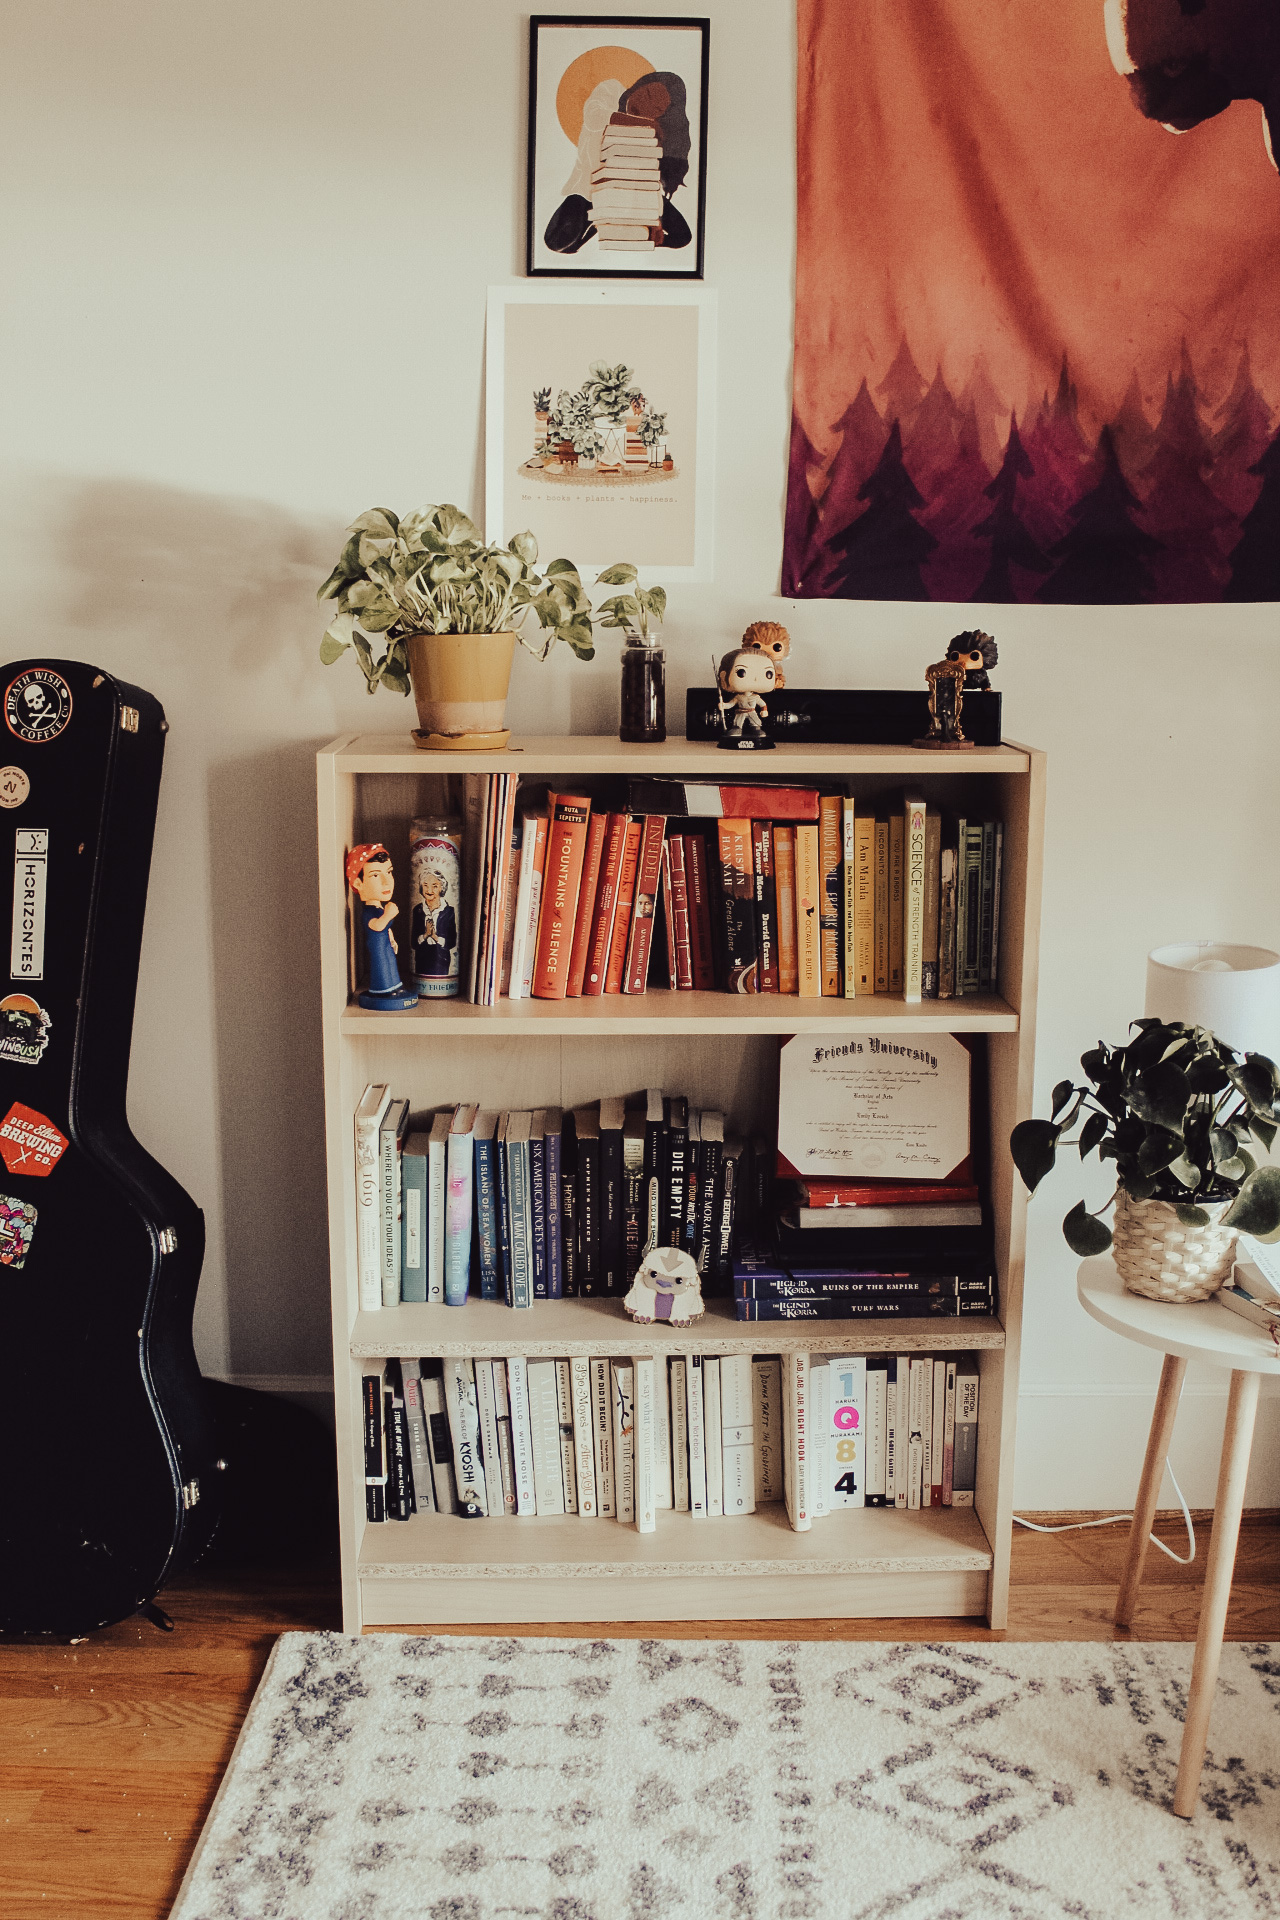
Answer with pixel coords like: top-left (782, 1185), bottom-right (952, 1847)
top-left (623, 1245), bottom-right (705, 1325)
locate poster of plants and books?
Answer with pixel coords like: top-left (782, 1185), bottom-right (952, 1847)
top-left (784, 0), bottom-right (1280, 604)
top-left (486, 286), bottom-right (716, 579)
top-left (526, 16), bottom-right (709, 279)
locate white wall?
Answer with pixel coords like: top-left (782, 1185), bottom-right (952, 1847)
top-left (3, 0), bottom-right (1276, 1502)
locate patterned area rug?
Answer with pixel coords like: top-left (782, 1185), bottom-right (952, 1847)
top-left (173, 1634), bottom-right (1279, 1920)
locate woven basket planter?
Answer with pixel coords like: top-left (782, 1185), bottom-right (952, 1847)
top-left (1111, 1190), bottom-right (1237, 1303)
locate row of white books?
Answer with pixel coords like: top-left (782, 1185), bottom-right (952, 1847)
top-left (367, 1350), bottom-right (981, 1532)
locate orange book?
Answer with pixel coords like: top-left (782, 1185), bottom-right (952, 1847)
top-left (604, 820), bottom-right (644, 993)
top-left (623, 816), bottom-right (667, 994)
top-left (565, 811), bottom-right (609, 997)
top-left (819, 794), bottom-right (843, 995)
top-left (583, 812), bottom-right (629, 997)
top-left (775, 825), bottom-right (798, 994)
top-left (532, 794), bottom-right (592, 998)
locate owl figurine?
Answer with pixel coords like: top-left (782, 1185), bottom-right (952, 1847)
top-left (623, 1246), bottom-right (705, 1325)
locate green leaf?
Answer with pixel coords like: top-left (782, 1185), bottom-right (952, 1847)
top-left (641, 585), bottom-right (667, 620)
top-left (349, 507), bottom-right (400, 535)
top-left (1222, 1164), bottom-right (1280, 1235)
top-left (509, 530), bottom-right (539, 565)
top-left (1248, 1114), bottom-right (1278, 1152)
top-left (1010, 1118), bottom-right (1060, 1193)
top-left (1079, 1045), bottom-right (1109, 1081)
top-left (319, 630), bottom-right (349, 665)
top-left (1078, 1110), bottom-right (1110, 1160)
top-left (1228, 1057), bottom-right (1275, 1114)
top-left (1126, 1062), bottom-right (1190, 1132)
top-left (1051, 1079), bottom-right (1074, 1119)
top-left (1167, 1154), bottom-right (1200, 1189)
top-left (1137, 1128), bottom-right (1182, 1175)
top-left (1062, 1200), bottom-right (1113, 1257)
top-left (316, 565), bottom-right (352, 602)
top-left (1176, 1203), bottom-right (1211, 1227)
top-left (596, 563), bottom-right (639, 585)
top-left (1123, 1172), bottom-right (1159, 1201)
top-left (1186, 1052), bottom-right (1229, 1094)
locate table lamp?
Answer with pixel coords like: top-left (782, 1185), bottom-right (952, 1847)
top-left (1144, 942), bottom-right (1280, 1064)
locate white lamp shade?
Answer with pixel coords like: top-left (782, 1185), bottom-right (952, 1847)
top-left (1144, 942), bottom-right (1280, 1063)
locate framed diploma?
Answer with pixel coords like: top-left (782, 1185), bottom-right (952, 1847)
top-left (776, 1032), bottom-right (971, 1182)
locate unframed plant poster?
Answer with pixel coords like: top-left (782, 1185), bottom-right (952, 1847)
top-left (486, 284), bottom-right (716, 581)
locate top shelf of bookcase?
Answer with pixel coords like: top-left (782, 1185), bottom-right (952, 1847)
top-left (328, 734), bottom-right (1033, 778)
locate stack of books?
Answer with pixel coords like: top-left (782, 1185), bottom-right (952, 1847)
top-left (364, 1348), bottom-right (982, 1530)
top-left (445, 775), bottom-right (1004, 1006)
top-left (1219, 1239), bottom-right (1280, 1335)
top-left (355, 1083), bottom-right (762, 1310)
top-left (590, 111), bottom-right (662, 251)
top-left (733, 1256), bottom-right (995, 1321)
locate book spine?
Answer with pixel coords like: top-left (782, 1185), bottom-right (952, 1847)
top-left (907, 1357), bottom-right (926, 1511)
top-left (938, 843), bottom-right (958, 1001)
top-left (465, 777), bottom-right (495, 1005)
top-left (498, 814), bottom-right (523, 997)
top-left (887, 1361), bottom-right (901, 1508)
top-left (797, 1179), bottom-right (980, 1206)
top-left (951, 1361), bottom-right (979, 1505)
top-left (854, 809), bottom-right (875, 995)
top-left (473, 1361), bottom-right (503, 1519)
top-left (828, 1356), bottom-right (866, 1508)
top-left (560, 1116), bottom-right (577, 1297)
top-left (444, 1358), bottom-right (488, 1517)
top-left (385, 1386), bottom-right (411, 1520)
top-left (565, 811), bottom-right (609, 997)
top-left (590, 1357), bottom-right (616, 1517)
top-left (583, 813), bottom-right (628, 996)
top-left (631, 1356), bottom-right (657, 1533)
top-left (715, 1143), bottom-right (742, 1286)
top-left (774, 825), bottom-right (798, 995)
top-left (491, 1361), bottom-right (517, 1514)
top-left (720, 1352), bottom-right (756, 1516)
top-left (402, 1367), bottom-right (435, 1514)
top-left (604, 820), bottom-right (643, 994)
top-left (474, 1137), bottom-right (498, 1301)
top-left (622, 1118), bottom-right (646, 1281)
top-left (685, 833), bottom-right (716, 990)
top-left (903, 796), bottom-right (926, 1003)
top-left (695, 1123), bottom-right (723, 1278)
top-left (526, 1359), bottom-right (566, 1516)
top-left (355, 1104), bottom-right (385, 1313)
top-left (666, 1120), bottom-right (689, 1252)
top-left (508, 1137), bottom-right (533, 1311)
top-left (864, 1359), bottom-right (887, 1506)
top-left (702, 1355), bottom-right (723, 1517)
top-left (505, 1356), bottom-right (537, 1515)
top-left (569, 1356), bottom-right (597, 1517)
top-left (428, 1132), bottom-right (447, 1305)
top-left (716, 819), bottom-right (758, 993)
top-left (554, 1359), bottom-right (578, 1514)
top-left (506, 814), bottom-right (541, 1002)
top-left (921, 811), bottom-right (943, 1000)
top-left (668, 835), bottom-right (694, 989)
top-left (841, 797), bottom-right (856, 997)
top-left (931, 1357), bottom-right (946, 1508)
top-left (752, 821), bottom-right (779, 993)
top-left (889, 812), bottom-right (905, 993)
top-left (819, 795), bottom-right (842, 995)
top-left (686, 1355), bottom-right (707, 1517)
top-left (363, 1370), bottom-right (386, 1522)
top-left (752, 1356), bottom-right (783, 1502)
top-left (735, 1296), bottom-right (992, 1319)
top-left (660, 841), bottom-right (679, 988)
top-left (611, 1362), bottom-right (635, 1524)
top-left (532, 795), bottom-right (591, 998)
top-left (422, 1362), bottom-right (459, 1513)
top-left (496, 1120), bottom-right (512, 1305)
top-left (670, 1358), bottom-right (690, 1510)
top-left (808, 1358), bottom-right (829, 1517)
top-left (530, 1132), bottom-right (547, 1301)
top-left (544, 1124), bottom-right (563, 1300)
top-left (988, 822), bottom-right (1004, 996)
top-left (578, 1128), bottom-right (601, 1295)
top-left (942, 1356), bottom-right (957, 1506)
top-left (961, 822), bottom-right (984, 996)
top-left (380, 1116), bottom-right (402, 1308)
top-left (400, 1144), bottom-right (428, 1303)
top-left (873, 818), bottom-right (889, 994)
top-left (445, 1128), bottom-right (474, 1307)
top-left (796, 823), bottom-right (821, 997)
top-left (782, 1350), bottom-right (810, 1531)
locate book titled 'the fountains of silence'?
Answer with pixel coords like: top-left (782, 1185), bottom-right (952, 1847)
top-left (447, 774), bottom-right (1003, 1006)
top-left (363, 1348), bottom-right (981, 1531)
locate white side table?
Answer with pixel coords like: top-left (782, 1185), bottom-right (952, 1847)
top-left (1077, 1256), bottom-right (1280, 1819)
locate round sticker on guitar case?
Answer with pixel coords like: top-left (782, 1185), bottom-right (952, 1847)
top-left (0, 768), bottom-right (29, 808)
top-left (5, 670), bottom-right (72, 745)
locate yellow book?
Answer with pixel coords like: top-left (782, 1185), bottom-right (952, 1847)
top-left (841, 796), bottom-right (857, 998)
top-left (854, 810), bottom-right (875, 995)
top-left (903, 794), bottom-right (927, 1003)
top-left (888, 812), bottom-right (905, 993)
top-left (818, 796), bottom-right (842, 996)
top-left (796, 824), bottom-right (821, 998)
top-left (874, 816), bottom-right (890, 993)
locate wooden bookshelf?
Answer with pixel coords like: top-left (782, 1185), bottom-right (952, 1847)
top-left (318, 732), bottom-right (1046, 1632)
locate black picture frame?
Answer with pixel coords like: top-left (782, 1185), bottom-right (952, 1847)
top-left (526, 15), bottom-right (710, 280)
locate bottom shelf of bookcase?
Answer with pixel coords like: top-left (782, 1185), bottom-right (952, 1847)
top-left (356, 1503), bottom-right (993, 1626)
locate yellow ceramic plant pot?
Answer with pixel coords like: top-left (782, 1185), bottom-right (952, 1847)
top-left (405, 631), bottom-right (516, 751)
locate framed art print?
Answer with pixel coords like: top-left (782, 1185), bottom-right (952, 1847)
top-left (527, 15), bottom-right (709, 279)
top-left (486, 283), bottom-right (717, 581)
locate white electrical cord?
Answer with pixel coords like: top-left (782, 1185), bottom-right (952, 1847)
top-left (1013, 1461), bottom-right (1196, 1565)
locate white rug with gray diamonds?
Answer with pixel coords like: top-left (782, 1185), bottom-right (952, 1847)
top-left (172, 1633), bottom-right (1278, 1920)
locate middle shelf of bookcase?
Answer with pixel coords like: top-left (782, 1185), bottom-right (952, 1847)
top-left (349, 1296), bottom-right (1006, 1358)
top-left (340, 989), bottom-right (1020, 1035)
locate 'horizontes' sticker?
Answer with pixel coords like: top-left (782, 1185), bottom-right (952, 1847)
top-left (10, 830), bottom-right (48, 982)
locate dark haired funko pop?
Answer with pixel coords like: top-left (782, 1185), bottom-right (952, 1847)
top-left (945, 630), bottom-right (998, 692)
top-left (915, 631), bottom-right (998, 751)
top-left (715, 646), bottom-right (777, 750)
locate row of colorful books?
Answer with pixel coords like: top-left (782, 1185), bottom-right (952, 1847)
top-left (366, 1349), bottom-right (982, 1530)
top-left (354, 1084), bottom-right (762, 1311)
top-left (456, 774), bottom-right (1003, 1004)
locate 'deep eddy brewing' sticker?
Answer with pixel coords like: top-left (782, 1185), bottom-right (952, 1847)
top-left (5, 670), bottom-right (72, 745)
top-left (0, 1194), bottom-right (36, 1267)
top-left (0, 1101), bottom-right (67, 1177)
top-left (0, 994), bottom-right (51, 1066)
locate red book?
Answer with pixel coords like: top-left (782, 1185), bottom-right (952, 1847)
top-left (660, 842), bottom-right (679, 987)
top-left (583, 813), bottom-right (629, 997)
top-left (752, 821), bottom-right (778, 993)
top-left (531, 793), bottom-right (591, 999)
top-left (565, 812), bottom-right (609, 997)
top-left (668, 835), bottom-right (694, 990)
top-left (796, 1177), bottom-right (981, 1207)
top-left (623, 816), bottom-right (667, 994)
top-left (685, 833), bottom-right (715, 990)
top-left (604, 820), bottom-right (644, 994)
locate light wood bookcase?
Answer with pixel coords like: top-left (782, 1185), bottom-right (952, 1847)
top-left (318, 733), bottom-right (1045, 1633)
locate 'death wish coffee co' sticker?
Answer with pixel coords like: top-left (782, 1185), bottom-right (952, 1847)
top-left (0, 1102), bottom-right (68, 1177)
top-left (0, 994), bottom-right (51, 1067)
top-left (0, 1194), bottom-right (36, 1267)
top-left (5, 669), bottom-right (72, 745)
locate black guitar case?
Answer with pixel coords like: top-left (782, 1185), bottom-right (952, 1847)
top-left (0, 660), bottom-right (220, 1637)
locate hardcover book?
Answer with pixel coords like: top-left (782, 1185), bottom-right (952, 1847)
top-left (818, 795), bottom-right (842, 995)
top-left (598, 1095), bottom-right (626, 1293)
top-left (573, 1105), bottom-right (601, 1294)
top-left (380, 1097), bottom-right (409, 1309)
top-left (400, 1129), bottom-right (430, 1304)
top-left (472, 1112), bottom-right (500, 1301)
top-left (774, 824), bottom-right (798, 995)
top-left (565, 811), bottom-right (609, 998)
top-left (716, 818), bottom-right (758, 993)
top-left (685, 832), bottom-right (716, 990)
top-left (583, 813), bottom-right (629, 997)
top-left (604, 818), bottom-right (644, 994)
top-left (445, 1104), bottom-right (477, 1306)
top-left (795, 823), bottom-right (821, 997)
top-left (529, 1110), bottom-right (548, 1301)
top-left (903, 795), bottom-right (926, 1003)
top-left (427, 1109), bottom-right (451, 1305)
top-left (354, 1084), bottom-right (391, 1314)
top-left (532, 793), bottom-right (592, 999)
top-left (623, 814), bottom-right (667, 994)
top-left (752, 821), bottom-right (778, 993)
top-left (544, 1108), bottom-right (564, 1300)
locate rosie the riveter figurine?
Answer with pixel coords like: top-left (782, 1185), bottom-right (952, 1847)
top-left (346, 843), bottom-right (419, 1011)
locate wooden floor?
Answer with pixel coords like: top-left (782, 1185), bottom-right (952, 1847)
top-left (1, 1512), bottom-right (1275, 1920)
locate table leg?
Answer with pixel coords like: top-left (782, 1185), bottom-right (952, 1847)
top-left (1173, 1367), bottom-right (1260, 1820)
top-left (1115, 1352), bottom-right (1186, 1629)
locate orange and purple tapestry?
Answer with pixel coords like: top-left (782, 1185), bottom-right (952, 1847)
top-left (783, 1), bottom-right (1280, 604)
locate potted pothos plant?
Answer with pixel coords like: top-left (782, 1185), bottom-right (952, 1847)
top-left (318, 505), bottom-right (593, 748)
top-left (1010, 1018), bottom-right (1280, 1302)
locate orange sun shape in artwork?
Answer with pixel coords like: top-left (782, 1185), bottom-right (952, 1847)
top-left (555, 46), bottom-right (655, 145)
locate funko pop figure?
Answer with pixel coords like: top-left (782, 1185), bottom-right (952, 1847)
top-left (741, 620), bottom-right (792, 689)
top-left (715, 646), bottom-right (777, 751)
top-left (945, 630), bottom-right (997, 692)
top-left (346, 843), bottom-right (419, 1010)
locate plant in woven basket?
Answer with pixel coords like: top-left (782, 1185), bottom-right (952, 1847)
top-left (1010, 1019), bottom-right (1280, 1257)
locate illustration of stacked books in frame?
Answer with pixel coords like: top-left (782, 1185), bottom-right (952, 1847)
top-left (446, 774), bottom-right (1004, 1006)
top-left (592, 110), bottom-right (663, 252)
top-left (365, 1348), bottom-right (981, 1533)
